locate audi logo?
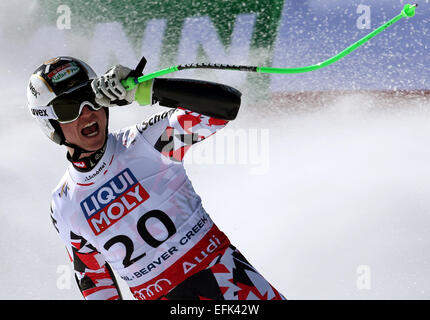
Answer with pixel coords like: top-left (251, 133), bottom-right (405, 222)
top-left (134, 278), bottom-right (172, 300)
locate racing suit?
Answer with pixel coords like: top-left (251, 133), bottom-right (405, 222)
top-left (50, 78), bottom-right (285, 300)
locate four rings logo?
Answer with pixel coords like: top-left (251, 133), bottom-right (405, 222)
top-left (133, 279), bottom-right (172, 300)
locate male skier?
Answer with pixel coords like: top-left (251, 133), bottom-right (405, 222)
top-left (27, 56), bottom-right (285, 300)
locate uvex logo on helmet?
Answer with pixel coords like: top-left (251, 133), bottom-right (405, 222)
top-left (31, 109), bottom-right (48, 117)
top-left (29, 82), bottom-right (40, 98)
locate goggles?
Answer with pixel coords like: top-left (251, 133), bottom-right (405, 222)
top-left (30, 82), bottom-right (103, 123)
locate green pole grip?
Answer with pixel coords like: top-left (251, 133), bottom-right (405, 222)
top-left (121, 66), bottom-right (179, 90)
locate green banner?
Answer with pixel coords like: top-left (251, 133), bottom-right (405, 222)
top-left (38, 0), bottom-right (283, 65)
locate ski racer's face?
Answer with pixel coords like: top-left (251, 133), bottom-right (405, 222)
top-left (59, 105), bottom-right (107, 157)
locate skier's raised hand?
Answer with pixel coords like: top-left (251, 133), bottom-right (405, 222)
top-left (91, 65), bottom-right (136, 107)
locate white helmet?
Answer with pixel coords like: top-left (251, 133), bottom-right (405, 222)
top-left (27, 56), bottom-right (99, 145)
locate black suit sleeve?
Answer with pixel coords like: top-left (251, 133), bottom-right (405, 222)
top-left (152, 78), bottom-right (242, 120)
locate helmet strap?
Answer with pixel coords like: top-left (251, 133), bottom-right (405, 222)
top-left (64, 141), bottom-right (92, 161)
top-left (65, 137), bottom-right (108, 172)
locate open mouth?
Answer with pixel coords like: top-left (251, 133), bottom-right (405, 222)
top-left (81, 121), bottom-right (99, 137)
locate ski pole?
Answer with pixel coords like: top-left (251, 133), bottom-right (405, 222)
top-left (121, 3), bottom-right (418, 91)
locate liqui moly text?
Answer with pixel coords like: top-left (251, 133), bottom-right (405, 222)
top-left (80, 168), bottom-right (149, 235)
